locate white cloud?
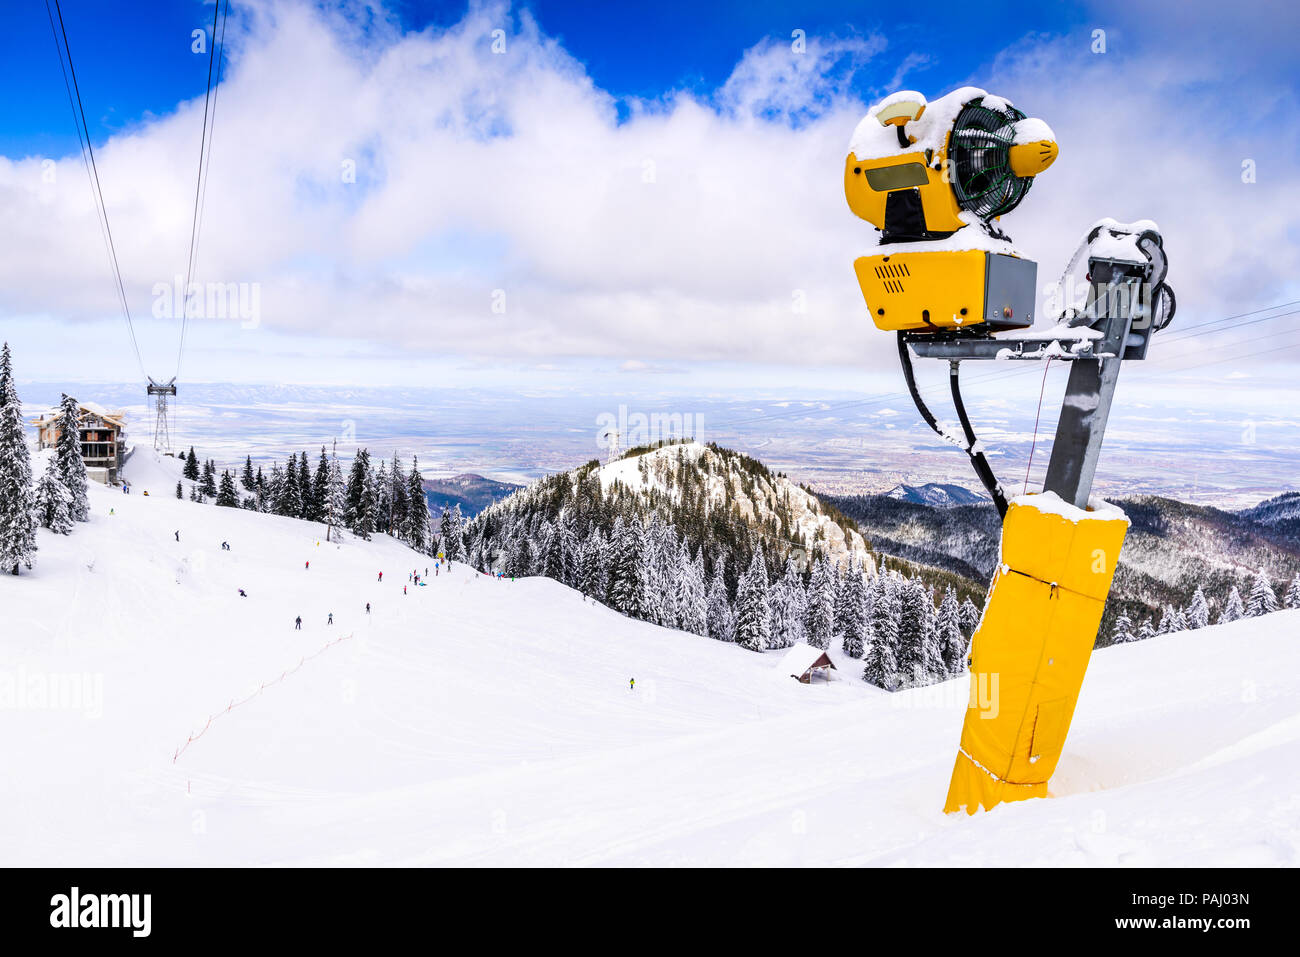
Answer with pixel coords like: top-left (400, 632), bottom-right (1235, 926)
top-left (1, 0), bottom-right (1297, 385)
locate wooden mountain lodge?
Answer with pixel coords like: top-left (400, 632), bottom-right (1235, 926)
top-left (30, 401), bottom-right (128, 485)
top-left (779, 643), bottom-right (837, 684)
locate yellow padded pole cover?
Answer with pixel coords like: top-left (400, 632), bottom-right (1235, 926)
top-left (944, 494), bottom-right (1129, 814)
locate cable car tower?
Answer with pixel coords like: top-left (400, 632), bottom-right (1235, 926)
top-left (146, 377), bottom-right (177, 453)
top-left (45, 0), bottom-right (229, 460)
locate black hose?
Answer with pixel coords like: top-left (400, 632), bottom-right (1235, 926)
top-left (948, 360), bottom-right (1008, 517)
top-left (896, 333), bottom-right (1008, 518)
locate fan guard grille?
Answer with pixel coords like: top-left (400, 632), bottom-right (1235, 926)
top-left (949, 99), bottom-right (1033, 220)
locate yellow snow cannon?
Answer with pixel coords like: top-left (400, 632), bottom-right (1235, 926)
top-left (844, 93), bottom-right (1175, 815)
top-left (844, 89), bottom-right (1057, 333)
top-left (943, 494), bottom-right (1129, 814)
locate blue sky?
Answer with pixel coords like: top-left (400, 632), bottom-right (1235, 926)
top-left (1, 0), bottom-right (1297, 396)
top-left (3, 0), bottom-right (1093, 157)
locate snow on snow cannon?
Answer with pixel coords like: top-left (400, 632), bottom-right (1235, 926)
top-left (844, 90), bottom-right (1176, 814)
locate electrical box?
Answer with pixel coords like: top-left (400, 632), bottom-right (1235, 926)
top-left (854, 250), bottom-right (1036, 332)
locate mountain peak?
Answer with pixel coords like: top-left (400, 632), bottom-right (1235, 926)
top-left (883, 482), bottom-right (986, 507)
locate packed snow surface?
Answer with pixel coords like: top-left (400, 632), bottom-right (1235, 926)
top-left (2, 452), bottom-right (1297, 866)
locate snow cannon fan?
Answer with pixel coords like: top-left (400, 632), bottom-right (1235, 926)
top-left (844, 90), bottom-right (1057, 334)
top-left (843, 90), bottom-right (1177, 817)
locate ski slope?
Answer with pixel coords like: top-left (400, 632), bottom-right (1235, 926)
top-left (2, 451), bottom-right (1298, 866)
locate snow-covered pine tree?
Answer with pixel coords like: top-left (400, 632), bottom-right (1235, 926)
top-left (325, 449), bottom-right (346, 542)
top-left (559, 516), bottom-right (580, 589)
top-left (34, 467), bottom-right (73, 534)
top-left (1137, 616), bottom-right (1156, 640)
top-left (1110, 612), bottom-right (1134, 643)
top-left (183, 447), bottom-right (200, 481)
top-left (895, 576), bottom-right (937, 688)
top-left (706, 558), bottom-right (735, 642)
top-left (951, 598), bottom-right (972, 634)
top-left (609, 517), bottom-right (649, 619)
top-left (265, 462), bottom-right (282, 510)
top-left (1171, 606), bottom-right (1188, 632)
top-left (1287, 574), bottom-right (1300, 611)
top-left (734, 548), bottom-right (771, 652)
top-left (768, 557), bottom-right (806, 650)
top-left (382, 452), bottom-right (403, 535)
top-left (345, 449), bottom-right (375, 539)
top-left (0, 343), bottom-right (37, 574)
top-left (241, 455), bottom-right (256, 492)
top-left (448, 505), bottom-right (466, 560)
top-left (276, 455), bottom-right (303, 517)
top-left (1218, 586), bottom-right (1244, 624)
top-left (216, 470), bottom-right (239, 507)
top-left (438, 508), bottom-right (454, 557)
top-left (676, 545), bottom-right (708, 637)
top-left (311, 449), bottom-right (330, 517)
top-left (404, 457), bottom-right (429, 551)
top-left (373, 460), bottom-right (391, 533)
top-left (863, 572), bottom-right (900, 691)
top-left (803, 557), bottom-right (836, 651)
top-left (200, 459), bottom-right (218, 499)
top-left (578, 529), bottom-right (607, 599)
top-left (53, 394), bottom-right (90, 522)
top-left (297, 452), bottom-right (315, 520)
top-left (540, 523), bottom-right (565, 581)
top-left (935, 587), bottom-right (965, 674)
top-left (1185, 586), bottom-right (1210, 630)
top-left (639, 515), bottom-right (668, 626)
top-left (1245, 568), bottom-right (1279, 617)
top-left (650, 517), bottom-right (680, 627)
top-left (836, 558), bottom-right (866, 659)
top-left (506, 530), bottom-right (531, 577)
top-left (176, 480), bottom-right (183, 500)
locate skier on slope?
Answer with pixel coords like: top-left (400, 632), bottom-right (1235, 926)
top-left (238, 588), bottom-right (247, 597)
top-left (365, 602), bottom-right (371, 615)
top-left (378, 571), bottom-right (383, 582)
top-left (174, 530), bottom-right (179, 542)
top-left (629, 678), bottom-right (635, 691)
top-left (327, 612), bottom-right (333, 625)
top-left (295, 616), bottom-right (302, 630)
top-left (305, 560), bottom-right (310, 570)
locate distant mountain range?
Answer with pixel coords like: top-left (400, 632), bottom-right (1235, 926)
top-left (1240, 490), bottom-right (1300, 536)
top-left (883, 482), bottom-right (987, 507)
top-left (423, 473), bottom-right (521, 517)
top-left (820, 487), bottom-right (1300, 644)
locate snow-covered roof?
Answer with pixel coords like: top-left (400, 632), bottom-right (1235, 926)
top-left (30, 401), bottom-right (126, 429)
top-left (778, 643), bottom-right (836, 678)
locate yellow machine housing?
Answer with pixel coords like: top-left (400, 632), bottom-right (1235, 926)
top-left (843, 151), bottom-right (966, 236)
top-left (854, 249), bottom-right (1035, 332)
top-left (944, 495), bottom-right (1129, 814)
